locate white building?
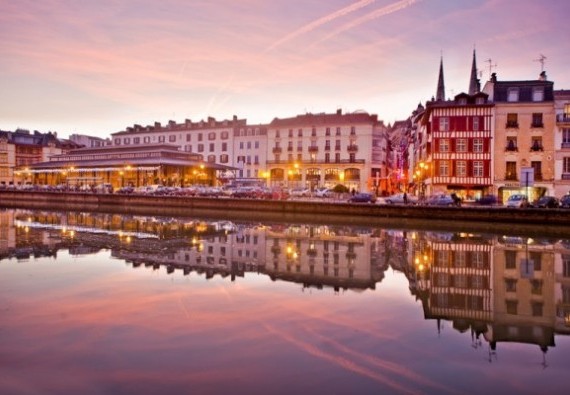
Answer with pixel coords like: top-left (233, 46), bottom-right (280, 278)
top-left (265, 109), bottom-right (388, 193)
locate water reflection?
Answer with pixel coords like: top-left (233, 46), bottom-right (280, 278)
top-left (1, 209), bottom-right (570, 393)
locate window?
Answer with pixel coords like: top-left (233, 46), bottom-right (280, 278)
top-left (325, 153), bottom-right (330, 163)
top-left (222, 142), bottom-right (227, 151)
top-left (438, 161), bottom-right (449, 176)
top-left (532, 87), bottom-right (544, 102)
top-left (169, 135), bottom-right (176, 142)
top-left (507, 113), bottom-right (518, 128)
top-left (336, 127), bottom-right (341, 136)
top-left (506, 300), bottom-right (518, 315)
top-left (456, 139), bottom-right (467, 152)
top-left (207, 154), bottom-right (216, 162)
top-left (208, 132), bottom-right (216, 140)
top-left (133, 137), bottom-right (140, 144)
top-left (505, 250), bottom-right (517, 269)
top-left (198, 133), bottom-right (203, 141)
top-left (335, 153), bottom-right (340, 163)
top-left (532, 113), bottom-right (543, 128)
top-left (144, 136), bottom-right (150, 143)
top-left (297, 141), bottom-right (302, 151)
top-left (531, 137), bottom-right (543, 151)
top-left (209, 143), bottom-right (215, 152)
top-left (158, 136), bottom-right (165, 143)
top-left (335, 140), bottom-right (341, 150)
top-left (506, 137), bottom-right (517, 151)
top-left (288, 129), bottom-right (293, 138)
top-left (311, 127), bottom-right (316, 137)
top-left (532, 302), bottom-right (543, 317)
top-left (221, 131), bottom-right (229, 139)
top-left (298, 129), bottom-right (303, 137)
top-left (473, 117), bottom-right (480, 131)
top-left (247, 142), bottom-right (251, 149)
top-left (562, 129), bottom-right (570, 148)
top-left (114, 138), bottom-right (121, 145)
top-left (255, 141), bottom-right (259, 149)
top-left (456, 161), bottom-right (467, 177)
top-left (564, 157), bottom-right (570, 174)
top-left (506, 161), bottom-right (517, 180)
top-left (439, 117), bottom-right (449, 132)
top-left (473, 161), bottom-right (484, 177)
top-left (123, 138), bottom-right (131, 144)
top-left (350, 126), bottom-right (356, 135)
top-left (473, 139), bottom-right (483, 152)
top-left (439, 139), bottom-right (449, 152)
top-left (197, 144), bottom-right (204, 152)
top-left (505, 279), bottom-right (517, 292)
top-left (531, 161), bottom-right (542, 180)
top-left (507, 87), bottom-right (519, 102)
top-left (325, 127), bottom-right (330, 136)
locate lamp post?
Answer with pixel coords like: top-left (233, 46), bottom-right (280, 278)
top-left (414, 162), bottom-right (429, 199)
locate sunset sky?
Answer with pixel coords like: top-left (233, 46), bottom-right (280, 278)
top-left (1, 0), bottom-right (569, 138)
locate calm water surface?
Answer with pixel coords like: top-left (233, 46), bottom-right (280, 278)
top-left (1, 209), bottom-right (569, 394)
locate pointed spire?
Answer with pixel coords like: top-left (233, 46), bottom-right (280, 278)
top-left (469, 48), bottom-right (479, 95)
top-left (436, 56), bottom-right (445, 101)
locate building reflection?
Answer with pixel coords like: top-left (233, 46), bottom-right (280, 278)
top-left (1, 209), bottom-right (569, 359)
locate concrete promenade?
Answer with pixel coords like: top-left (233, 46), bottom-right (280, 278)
top-left (2, 190), bottom-right (570, 237)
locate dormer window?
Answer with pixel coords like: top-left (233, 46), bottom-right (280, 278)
top-left (458, 98), bottom-right (467, 105)
top-left (507, 88), bottom-right (519, 102)
top-left (475, 96), bottom-right (485, 105)
top-left (533, 87), bottom-right (544, 102)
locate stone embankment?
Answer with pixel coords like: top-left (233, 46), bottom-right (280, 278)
top-left (1, 190), bottom-right (569, 236)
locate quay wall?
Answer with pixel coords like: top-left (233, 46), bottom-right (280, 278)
top-left (1, 191), bottom-right (570, 235)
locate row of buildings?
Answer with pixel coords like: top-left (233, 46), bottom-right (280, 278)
top-left (2, 50), bottom-right (569, 201)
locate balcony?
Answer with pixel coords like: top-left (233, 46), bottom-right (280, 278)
top-left (347, 144), bottom-right (358, 152)
top-left (505, 144), bottom-right (518, 152)
top-left (287, 146), bottom-right (293, 152)
top-left (561, 142), bottom-right (570, 149)
top-left (531, 122), bottom-right (544, 128)
top-left (506, 121), bottom-right (519, 128)
top-left (530, 144), bottom-right (544, 152)
top-left (505, 174), bottom-right (518, 181)
top-left (308, 146), bottom-right (319, 153)
top-left (562, 173), bottom-right (570, 180)
top-left (556, 114), bottom-right (570, 124)
top-left (272, 147), bottom-right (282, 154)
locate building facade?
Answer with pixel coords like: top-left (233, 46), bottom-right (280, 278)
top-left (265, 109), bottom-right (388, 193)
top-left (483, 72), bottom-right (556, 202)
top-left (554, 90), bottom-right (570, 197)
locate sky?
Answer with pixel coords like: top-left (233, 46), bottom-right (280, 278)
top-left (1, 0), bottom-right (569, 139)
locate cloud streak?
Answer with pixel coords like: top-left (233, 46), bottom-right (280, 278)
top-left (266, 0), bottom-right (378, 51)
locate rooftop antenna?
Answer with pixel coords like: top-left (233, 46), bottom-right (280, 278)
top-left (485, 58), bottom-right (497, 79)
top-left (534, 54), bottom-right (547, 72)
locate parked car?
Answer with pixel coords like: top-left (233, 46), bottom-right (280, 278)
top-left (314, 187), bottom-right (332, 198)
top-left (426, 194), bottom-right (458, 206)
top-left (534, 196), bottom-right (559, 208)
top-left (505, 194), bottom-right (529, 208)
top-left (385, 193), bottom-right (418, 205)
top-left (476, 194), bottom-right (499, 206)
top-left (289, 188), bottom-right (311, 198)
top-left (348, 192), bottom-right (377, 203)
top-left (560, 194), bottom-right (570, 208)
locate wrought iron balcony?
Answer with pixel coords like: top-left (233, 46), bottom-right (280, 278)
top-left (308, 146), bottom-right (319, 152)
top-left (531, 122), bottom-right (544, 128)
top-left (556, 114), bottom-right (570, 124)
top-left (506, 121), bottom-right (519, 128)
top-left (272, 147), bottom-right (282, 154)
top-left (347, 144), bottom-right (358, 152)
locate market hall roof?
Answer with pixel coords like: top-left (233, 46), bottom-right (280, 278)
top-left (19, 144), bottom-right (236, 171)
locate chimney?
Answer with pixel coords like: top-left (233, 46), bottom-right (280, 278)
top-left (336, 108), bottom-right (342, 115)
top-left (539, 71), bottom-right (547, 81)
top-left (490, 72), bottom-right (497, 83)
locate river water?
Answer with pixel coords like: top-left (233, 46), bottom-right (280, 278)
top-left (1, 208), bottom-right (569, 394)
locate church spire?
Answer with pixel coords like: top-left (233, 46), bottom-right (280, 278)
top-left (468, 48), bottom-right (479, 95)
top-left (436, 56), bottom-right (445, 101)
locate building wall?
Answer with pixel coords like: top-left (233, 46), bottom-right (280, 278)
top-left (554, 91), bottom-right (570, 197)
top-left (266, 111), bottom-right (386, 193)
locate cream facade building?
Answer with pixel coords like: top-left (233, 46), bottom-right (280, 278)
top-left (265, 109), bottom-right (388, 193)
top-left (483, 72), bottom-right (556, 201)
